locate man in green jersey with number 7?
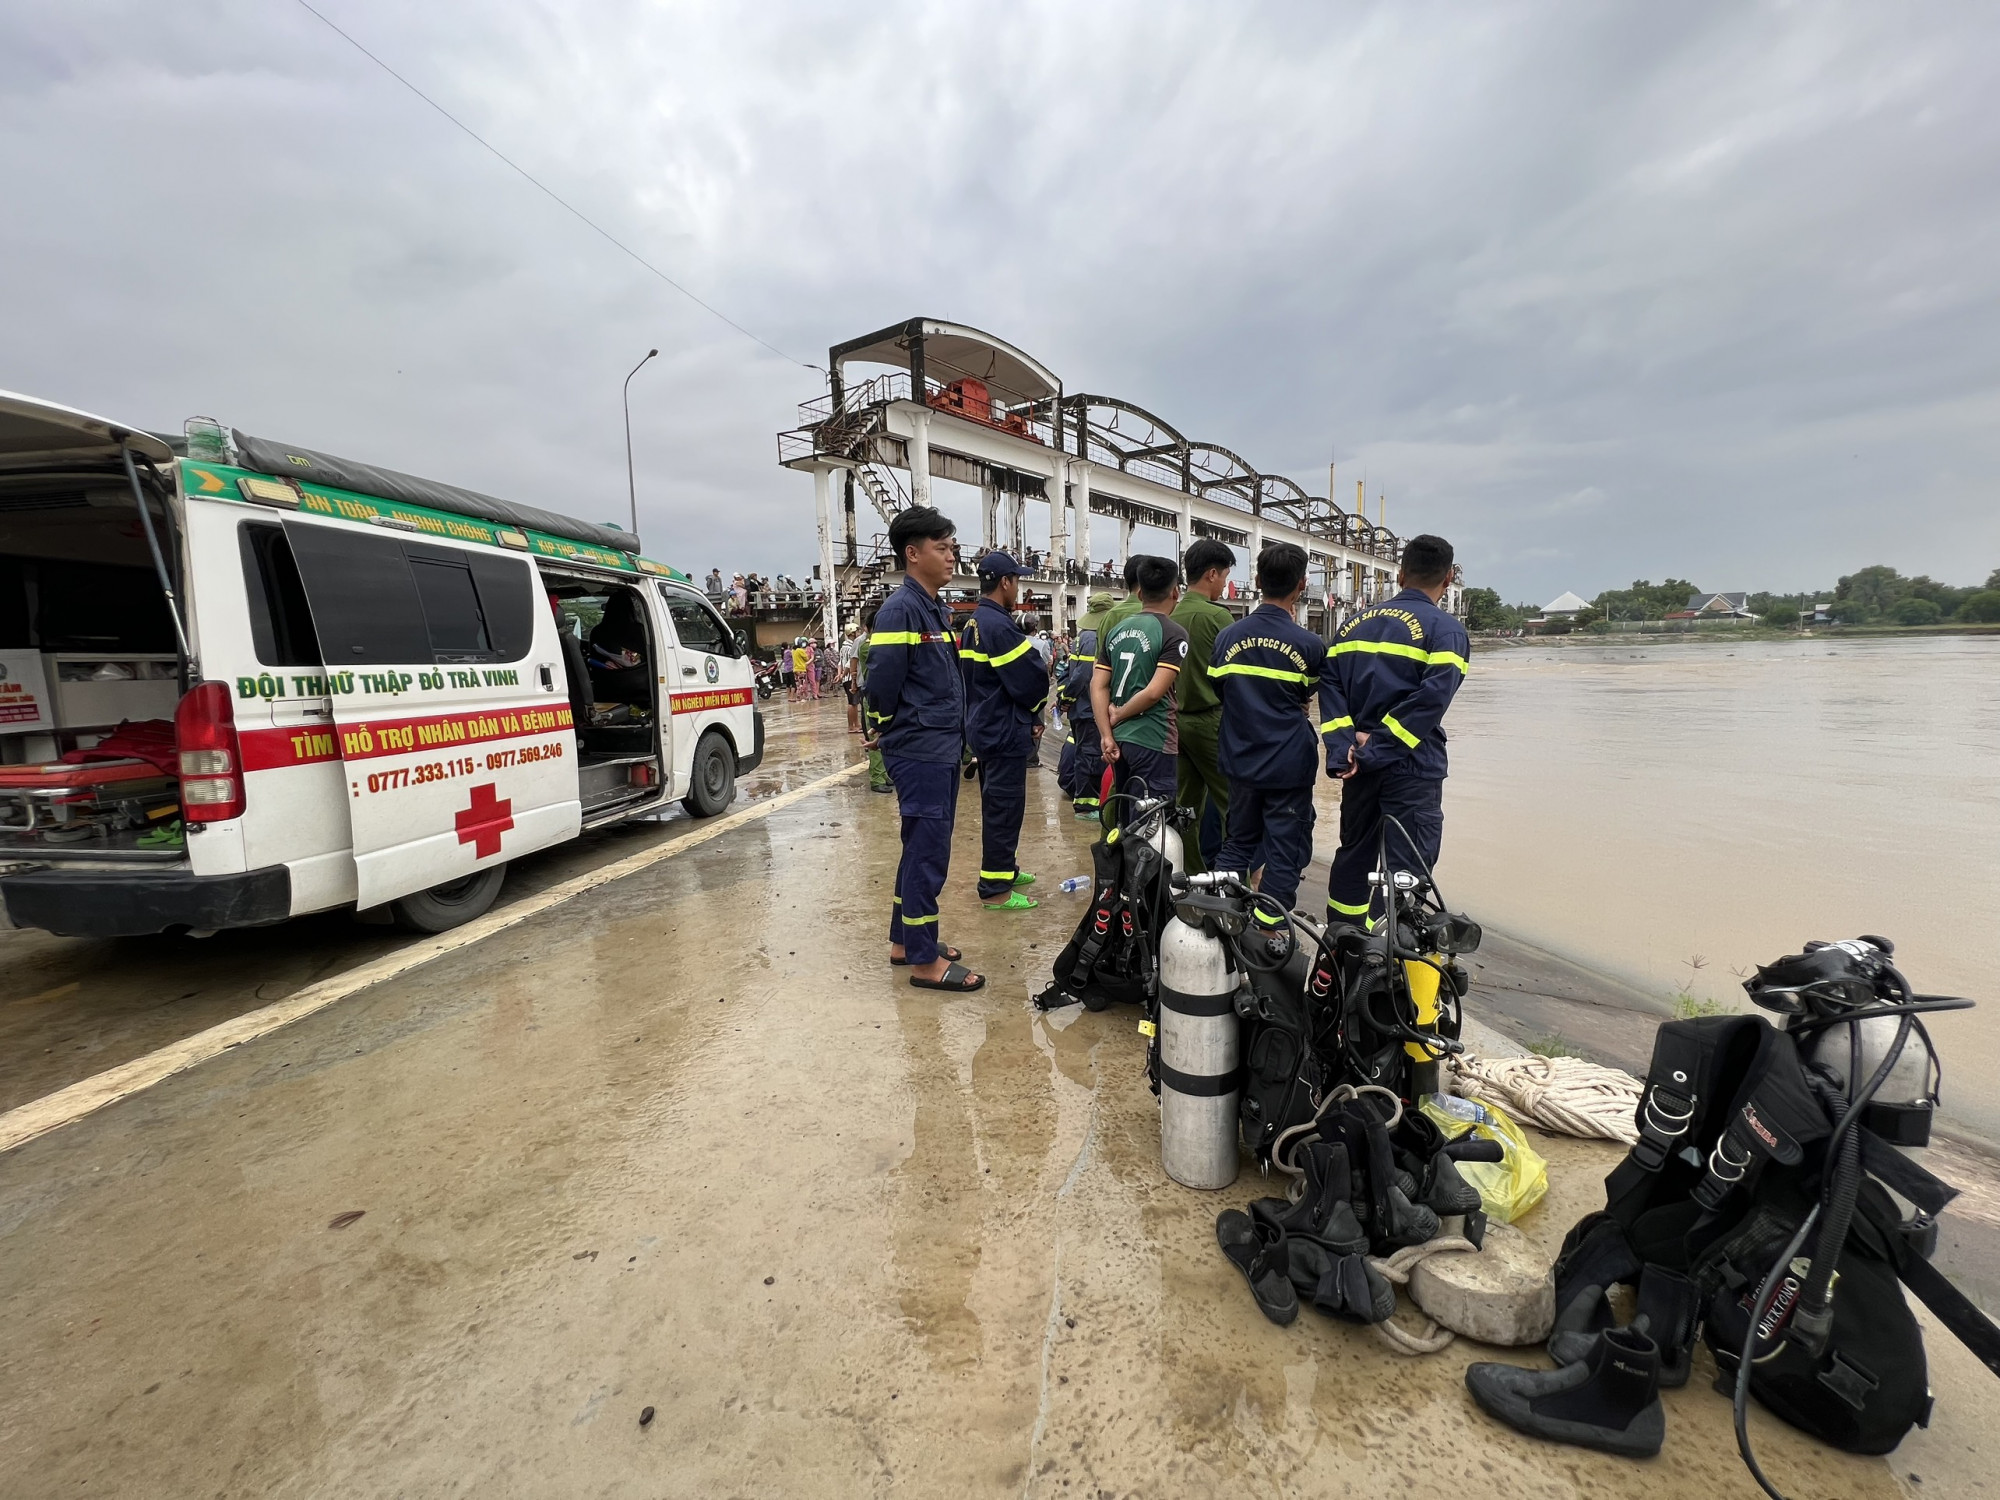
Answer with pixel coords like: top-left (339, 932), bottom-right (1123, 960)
top-left (1089, 554), bottom-right (1188, 826)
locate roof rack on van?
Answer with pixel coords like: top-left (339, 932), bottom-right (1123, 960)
top-left (231, 430), bottom-right (640, 558)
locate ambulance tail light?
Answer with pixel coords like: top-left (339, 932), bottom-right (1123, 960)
top-left (175, 681), bottom-right (245, 822)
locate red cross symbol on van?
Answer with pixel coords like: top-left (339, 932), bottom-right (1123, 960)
top-left (454, 782), bottom-right (514, 859)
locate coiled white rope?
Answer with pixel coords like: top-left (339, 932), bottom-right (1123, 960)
top-left (1447, 1052), bottom-right (1643, 1144)
top-left (1366, 1232), bottom-right (1480, 1355)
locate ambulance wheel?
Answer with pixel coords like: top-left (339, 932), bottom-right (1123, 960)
top-left (682, 731), bottom-right (736, 818)
top-left (390, 865), bottom-right (507, 932)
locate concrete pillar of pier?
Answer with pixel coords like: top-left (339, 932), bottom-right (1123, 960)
top-left (910, 408), bottom-right (932, 507)
top-left (1075, 463), bottom-right (1093, 586)
top-left (1177, 494), bottom-right (1193, 574)
top-left (981, 480), bottom-right (1000, 550)
top-left (1008, 492), bottom-right (1026, 555)
top-left (1047, 460), bottom-right (1070, 634)
top-left (813, 466), bottom-right (840, 646)
top-left (841, 470), bottom-right (857, 565)
top-left (1118, 516), bottom-right (1134, 572)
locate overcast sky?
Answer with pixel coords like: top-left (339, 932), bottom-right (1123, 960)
top-left (6, 1), bottom-right (1997, 604)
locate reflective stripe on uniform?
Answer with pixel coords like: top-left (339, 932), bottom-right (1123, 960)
top-left (1328, 896), bottom-right (1371, 916)
top-left (1253, 908), bottom-right (1284, 928)
top-left (1319, 715), bottom-right (1353, 733)
top-left (870, 630), bottom-right (921, 646)
top-left (988, 638), bottom-right (1035, 668)
top-left (1211, 662), bottom-right (1315, 685)
top-left (1329, 639), bottom-right (1467, 673)
top-left (901, 912), bottom-right (939, 925)
top-left (978, 869), bottom-right (1016, 882)
top-left (1383, 713), bottom-right (1420, 748)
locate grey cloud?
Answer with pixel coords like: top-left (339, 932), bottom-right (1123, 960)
top-left (3, 1), bottom-right (1996, 599)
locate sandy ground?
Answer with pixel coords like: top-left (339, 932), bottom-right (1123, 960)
top-left (0, 698), bottom-right (1992, 1496)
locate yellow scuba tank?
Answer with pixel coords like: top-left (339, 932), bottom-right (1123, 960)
top-left (1405, 955), bottom-right (1444, 1094)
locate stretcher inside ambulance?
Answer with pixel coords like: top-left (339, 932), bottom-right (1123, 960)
top-left (0, 391), bottom-right (761, 938)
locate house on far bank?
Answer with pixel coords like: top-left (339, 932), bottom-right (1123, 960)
top-left (1524, 590), bottom-right (1590, 632)
top-left (1664, 591), bottom-right (1754, 622)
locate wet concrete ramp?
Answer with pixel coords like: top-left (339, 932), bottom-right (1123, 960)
top-left (0, 736), bottom-right (1985, 1496)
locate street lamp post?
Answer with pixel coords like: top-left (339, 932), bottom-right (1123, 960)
top-left (623, 348), bottom-right (658, 540)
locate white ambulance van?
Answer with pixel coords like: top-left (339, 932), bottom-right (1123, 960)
top-left (0, 391), bottom-right (762, 937)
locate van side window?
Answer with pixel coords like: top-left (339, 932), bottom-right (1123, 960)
top-left (664, 594), bottom-right (735, 656)
top-left (239, 523), bottom-right (320, 667)
top-left (408, 555), bottom-right (492, 659)
top-left (465, 553), bottom-right (535, 661)
top-left (281, 521), bottom-right (433, 665)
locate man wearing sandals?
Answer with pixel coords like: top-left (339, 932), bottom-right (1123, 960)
top-left (864, 506), bottom-right (985, 992)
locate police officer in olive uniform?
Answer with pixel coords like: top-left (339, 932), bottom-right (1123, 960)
top-left (1210, 542), bottom-right (1327, 948)
top-left (864, 507), bottom-right (984, 992)
top-left (960, 551), bottom-right (1048, 912)
top-left (1320, 534), bottom-right (1469, 928)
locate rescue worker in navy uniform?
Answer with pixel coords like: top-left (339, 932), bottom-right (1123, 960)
top-left (1057, 588), bottom-right (1116, 819)
top-left (1209, 542), bottom-right (1326, 951)
top-left (959, 551), bottom-right (1048, 912)
top-left (1320, 534), bottom-right (1469, 927)
top-left (864, 506), bottom-right (985, 992)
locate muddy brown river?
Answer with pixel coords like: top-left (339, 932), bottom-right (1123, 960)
top-left (1437, 633), bottom-right (2000, 1139)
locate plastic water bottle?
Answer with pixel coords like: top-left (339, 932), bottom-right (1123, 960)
top-left (1058, 876), bottom-right (1089, 893)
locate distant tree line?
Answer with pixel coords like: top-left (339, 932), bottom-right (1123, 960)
top-left (1462, 564), bottom-right (2000, 633)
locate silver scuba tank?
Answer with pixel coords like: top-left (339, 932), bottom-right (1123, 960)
top-left (1142, 819), bottom-right (1184, 876)
top-left (1158, 913), bottom-right (1240, 1189)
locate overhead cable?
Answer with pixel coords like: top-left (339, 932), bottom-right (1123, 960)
top-left (292, 0), bottom-right (815, 370)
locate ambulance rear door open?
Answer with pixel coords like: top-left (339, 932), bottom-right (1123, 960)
top-left (280, 515), bottom-right (581, 908)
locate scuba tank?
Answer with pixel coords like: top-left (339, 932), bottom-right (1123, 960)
top-left (1307, 863), bottom-right (1479, 1102)
top-left (1157, 905), bottom-right (1241, 1189)
top-left (1157, 870), bottom-right (1307, 1188)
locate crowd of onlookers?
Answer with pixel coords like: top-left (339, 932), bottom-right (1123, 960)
top-left (704, 567), bottom-right (826, 617)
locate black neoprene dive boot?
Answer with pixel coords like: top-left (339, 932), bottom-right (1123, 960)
top-left (1355, 1109), bottom-right (1441, 1253)
top-left (1287, 1236), bottom-right (1396, 1324)
top-left (1630, 1265), bottom-right (1698, 1389)
top-left (1250, 1140), bottom-right (1369, 1254)
top-left (1215, 1209), bottom-right (1299, 1326)
top-left (1547, 1271), bottom-right (1696, 1389)
top-left (1546, 1283), bottom-right (1619, 1366)
top-left (1466, 1326), bottom-right (1667, 1458)
top-left (1391, 1111), bottom-right (1495, 1218)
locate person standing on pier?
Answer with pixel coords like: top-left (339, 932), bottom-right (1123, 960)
top-left (1320, 534), bottom-right (1468, 927)
top-left (865, 507), bottom-right (984, 991)
top-left (1209, 543), bottom-right (1325, 948)
top-left (959, 552), bottom-right (1048, 912)
top-left (1091, 555), bottom-right (1188, 824)
top-left (1058, 589), bottom-right (1116, 820)
top-left (1171, 538), bottom-right (1236, 873)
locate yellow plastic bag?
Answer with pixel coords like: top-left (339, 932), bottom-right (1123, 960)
top-left (1420, 1092), bottom-right (1549, 1224)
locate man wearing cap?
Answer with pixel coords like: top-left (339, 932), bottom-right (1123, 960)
top-left (865, 506), bottom-right (983, 991)
top-left (960, 551), bottom-right (1048, 912)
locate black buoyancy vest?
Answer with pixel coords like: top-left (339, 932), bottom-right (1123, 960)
top-left (1558, 1013), bottom-right (1999, 1456)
